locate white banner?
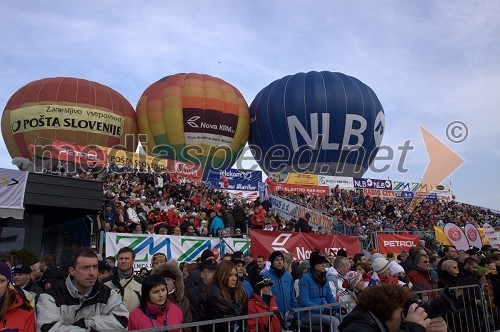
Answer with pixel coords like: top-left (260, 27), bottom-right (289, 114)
top-left (318, 175), bottom-right (354, 189)
top-left (268, 195), bottom-right (333, 231)
top-left (483, 224), bottom-right (500, 249)
top-left (0, 168), bottom-right (29, 219)
top-left (105, 233), bottom-right (250, 271)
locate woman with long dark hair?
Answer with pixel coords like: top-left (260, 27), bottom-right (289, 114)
top-left (206, 260), bottom-right (248, 331)
top-left (128, 274), bottom-right (183, 331)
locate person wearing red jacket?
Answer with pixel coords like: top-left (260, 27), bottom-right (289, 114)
top-left (405, 254), bottom-right (438, 292)
top-left (128, 274), bottom-right (183, 331)
top-left (0, 262), bottom-right (36, 331)
top-left (251, 206), bottom-right (266, 229)
top-left (248, 275), bottom-right (282, 332)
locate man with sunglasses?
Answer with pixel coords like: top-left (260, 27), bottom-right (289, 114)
top-left (405, 254), bottom-right (438, 292)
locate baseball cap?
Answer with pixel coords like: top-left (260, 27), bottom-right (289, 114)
top-left (12, 263), bottom-right (32, 274)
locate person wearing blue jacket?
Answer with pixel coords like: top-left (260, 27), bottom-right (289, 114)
top-left (209, 212), bottom-right (225, 236)
top-left (263, 251), bottom-right (298, 317)
top-left (299, 251), bottom-right (340, 332)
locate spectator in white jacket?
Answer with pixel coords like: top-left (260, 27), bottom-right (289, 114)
top-left (326, 256), bottom-right (351, 300)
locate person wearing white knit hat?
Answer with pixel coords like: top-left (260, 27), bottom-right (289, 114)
top-left (389, 261), bottom-right (405, 278)
top-left (367, 257), bottom-right (401, 287)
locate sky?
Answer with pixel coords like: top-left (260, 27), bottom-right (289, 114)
top-left (1, 1), bottom-right (499, 210)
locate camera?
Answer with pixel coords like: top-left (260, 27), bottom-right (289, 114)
top-left (404, 287), bottom-right (464, 319)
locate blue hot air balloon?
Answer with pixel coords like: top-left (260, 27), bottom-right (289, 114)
top-left (249, 71), bottom-right (385, 177)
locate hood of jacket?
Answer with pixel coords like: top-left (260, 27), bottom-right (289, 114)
top-left (65, 275), bottom-right (100, 301)
top-left (152, 259), bottom-right (184, 302)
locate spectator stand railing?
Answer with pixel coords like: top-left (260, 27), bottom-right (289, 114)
top-left (481, 282), bottom-right (500, 332)
top-left (413, 284), bottom-right (490, 332)
top-left (134, 310), bottom-right (275, 332)
top-left (132, 284), bottom-right (493, 332)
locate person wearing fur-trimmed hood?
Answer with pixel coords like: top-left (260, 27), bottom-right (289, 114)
top-left (152, 259), bottom-right (193, 323)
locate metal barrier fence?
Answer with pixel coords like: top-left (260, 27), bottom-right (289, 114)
top-left (482, 283), bottom-right (500, 332)
top-left (413, 285), bottom-right (490, 332)
top-left (135, 311), bottom-right (275, 332)
top-left (132, 284), bottom-right (498, 332)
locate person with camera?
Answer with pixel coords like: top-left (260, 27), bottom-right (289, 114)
top-left (338, 284), bottom-right (448, 332)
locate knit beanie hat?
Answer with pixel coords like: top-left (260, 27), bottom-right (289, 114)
top-left (200, 249), bottom-right (215, 262)
top-left (389, 261), bottom-right (405, 276)
top-left (372, 257), bottom-right (390, 274)
top-left (0, 262), bottom-right (11, 281)
top-left (309, 251), bottom-right (328, 267)
top-left (370, 253), bottom-right (384, 262)
top-left (344, 271), bottom-right (363, 289)
top-left (269, 251), bottom-right (284, 263)
top-left (252, 274), bottom-right (274, 294)
top-left (337, 249), bottom-right (348, 258)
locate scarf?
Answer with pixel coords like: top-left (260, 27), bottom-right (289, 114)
top-left (262, 294), bottom-right (272, 307)
top-left (271, 265), bottom-right (285, 277)
top-left (310, 268), bottom-right (327, 286)
top-left (118, 269), bottom-right (133, 280)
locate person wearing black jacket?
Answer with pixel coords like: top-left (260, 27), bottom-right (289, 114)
top-left (206, 261), bottom-right (248, 332)
top-left (232, 200), bottom-right (247, 232)
top-left (185, 249), bottom-right (215, 290)
top-left (187, 259), bottom-right (218, 324)
top-left (295, 213), bottom-right (311, 232)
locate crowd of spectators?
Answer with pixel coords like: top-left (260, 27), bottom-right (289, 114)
top-left (82, 169), bottom-right (499, 247)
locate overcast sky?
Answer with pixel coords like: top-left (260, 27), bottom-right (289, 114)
top-left (1, 1), bottom-right (499, 210)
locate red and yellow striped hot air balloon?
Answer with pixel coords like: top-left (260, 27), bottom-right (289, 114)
top-left (136, 73), bottom-right (250, 176)
top-left (1, 77), bottom-right (138, 158)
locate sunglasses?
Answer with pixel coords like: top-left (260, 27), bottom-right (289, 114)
top-left (255, 277), bottom-right (274, 287)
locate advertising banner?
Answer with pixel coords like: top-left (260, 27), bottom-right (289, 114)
top-left (103, 146), bottom-right (202, 184)
top-left (392, 181), bottom-right (452, 193)
top-left (283, 173), bottom-right (319, 186)
top-left (205, 168), bottom-right (262, 191)
top-left (9, 104), bottom-right (124, 138)
top-left (483, 224), bottom-right (500, 249)
top-left (249, 230), bottom-right (361, 261)
top-left (434, 226), bottom-right (489, 247)
top-left (52, 141), bottom-right (107, 167)
top-left (443, 223), bottom-right (470, 250)
top-left (268, 182), bottom-right (329, 197)
top-left (106, 233), bottom-right (250, 270)
top-left (318, 176), bottom-right (354, 189)
top-left (268, 195), bottom-right (333, 231)
top-left (362, 188), bottom-right (396, 198)
top-left (353, 178), bottom-right (392, 190)
top-left (464, 224), bottom-right (484, 249)
top-left (0, 168), bottom-right (29, 219)
top-left (377, 233), bottom-right (419, 254)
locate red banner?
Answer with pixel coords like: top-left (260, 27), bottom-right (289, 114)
top-left (51, 141), bottom-right (107, 167)
top-left (250, 230), bottom-right (361, 261)
top-left (268, 182), bottom-right (329, 197)
top-left (377, 233), bottom-right (419, 254)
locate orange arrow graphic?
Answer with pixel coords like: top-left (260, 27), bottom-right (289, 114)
top-left (0, 177), bottom-right (9, 186)
top-left (407, 125), bottom-right (464, 211)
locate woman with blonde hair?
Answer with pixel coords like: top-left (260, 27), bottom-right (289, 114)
top-left (206, 260), bottom-right (248, 331)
